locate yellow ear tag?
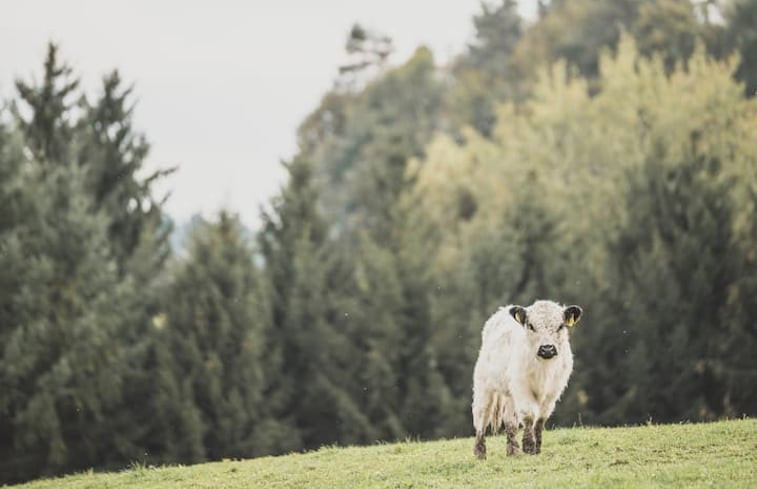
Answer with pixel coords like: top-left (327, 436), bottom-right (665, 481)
top-left (565, 316), bottom-right (576, 327)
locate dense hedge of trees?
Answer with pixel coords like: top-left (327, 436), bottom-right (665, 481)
top-left (2, 0), bottom-right (757, 483)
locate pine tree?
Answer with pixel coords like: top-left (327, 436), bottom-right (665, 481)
top-left (75, 70), bottom-right (173, 270)
top-left (726, 0), bottom-right (757, 95)
top-left (447, 0), bottom-right (525, 135)
top-left (73, 73), bottom-right (175, 465)
top-left (330, 235), bottom-right (406, 441)
top-left (0, 149), bottom-right (131, 482)
top-left (0, 45), bottom-right (140, 482)
top-left (0, 44), bottom-right (175, 482)
top-left (259, 157), bottom-right (371, 451)
top-left (151, 212), bottom-right (274, 462)
top-left (12, 43), bottom-right (79, 164)
top-left (466, 0), bottom-right (523, 79)
top-left (307, 47), bottom-right (443, 238)
top-left (594, 150), bottom-right (746, 423)
top-left (393, 236), bottom-right (458, 440)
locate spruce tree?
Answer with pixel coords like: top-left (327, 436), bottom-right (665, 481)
top-left (0, 149), bottom-right (131, 482)
top-left (75, 70), bottom-right (173, 270)
top-left (315, 48), bottom-right (457, 440)
top-left (0, 44), bottom-right (175, 481)
top-left (259, 157), bottom-right (371, 451)
top-left (594, 150), bottom-right (745, 423)
top-left (448, 0), bottom-right (524, 135)
top-left (12, 43), bottom-right (79, 164)
top-left (152, 212), bottom-right (273, 461)
top-left (726, 0), bottom-right (757, 95)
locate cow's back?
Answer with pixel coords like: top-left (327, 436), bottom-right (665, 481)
top-left (474, 307), bottom-right (525, 393)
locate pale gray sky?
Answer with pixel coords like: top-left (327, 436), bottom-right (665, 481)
top-left (1, 0), bottom-right (537, 227)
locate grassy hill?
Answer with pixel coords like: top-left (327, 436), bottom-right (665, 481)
top-left (8, 419), bottom-right (756, 489)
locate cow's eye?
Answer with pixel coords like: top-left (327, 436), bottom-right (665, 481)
top-left (527, 323), bottom-right (536, 332)
top-left (557, 324), bottom-right (565, 332)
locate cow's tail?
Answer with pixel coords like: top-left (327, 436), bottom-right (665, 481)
top-left (487, 392), bottom-right (507, 434)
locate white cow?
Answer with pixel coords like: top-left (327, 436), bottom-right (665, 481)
top-left (472, 300), bottom-right (582, 458)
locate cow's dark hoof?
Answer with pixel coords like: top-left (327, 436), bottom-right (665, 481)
top-left (522, 437), bottom-right (537, 455)
top-left (474, 439), bottom-right (487, 459)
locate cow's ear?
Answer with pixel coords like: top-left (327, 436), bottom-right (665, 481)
top-left (564, 305), bottom-right (583, 327)
top-left (509, 305), bottom-right (527, 326)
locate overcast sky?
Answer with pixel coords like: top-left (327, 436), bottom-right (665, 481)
top-left (1, 0), bottom-right (537, 228)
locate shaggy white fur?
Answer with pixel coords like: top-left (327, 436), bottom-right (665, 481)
top-left (472, 300), bottom-right (582, 458)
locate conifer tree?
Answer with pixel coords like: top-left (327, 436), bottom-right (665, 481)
top-left (594, 150), bottom-right (747, 423)
top-left (1, 44), bottom-right (174, 482)
top-left (330, 235), bottom-right (407, 440)
top-left (0, 148), bottom-right (131, 482)
top-left (75, 70), bottom-right (173, 271)
top-left (466, 0), bottom-right (523, 78)
top-left (448, 0), bottom-right (525, 135)
top-left (12, 43), bottom-right (79, 164)
top-left (726, 0), bottom-right (757, 95)
top-left (152, 212), bottom-right (274, 461)
top-left (259, 157), bottom-right (371, 451)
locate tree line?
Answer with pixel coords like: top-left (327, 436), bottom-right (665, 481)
top-left (1, 0), bottom-right (756, 484)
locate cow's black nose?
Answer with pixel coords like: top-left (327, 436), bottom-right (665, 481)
top-left (537, 344), bottom-right (557, 359)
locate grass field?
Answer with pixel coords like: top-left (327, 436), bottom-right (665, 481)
top-left (8, 418), bottom-right (756, 489)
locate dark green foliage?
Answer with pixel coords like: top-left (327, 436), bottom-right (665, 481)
top-left (259, 157), bottom-right (372, 450)
top-left (331, 236), bottom-right (406, 440)
top-left (633, 0), bottom-right (699, 71)
top-left (302, 47), bottom-right (461, 442)
top-left (152, 212), bottom-right (274, 461)
top-left (0, 144), bottom-right (131, 481)
top-left (307, 47), bottom-right (444, 238)
top-left (73, 70), bottom-right (177, 470)
top-left (526, 0), bottom-right (640, 78)
top-left (514, 0), bottom-right (728, 86)
top-left (0, 44), bottom-right (173, 484)
top-left (466, 0), bottom-right (523, 78)
top-left (726, 0), bottom-right (757, 95)
top-left (573, 148), bottom-right (757, 425)
top-left (447, 0), bottom-right (524, 136)
top-left (75, 70), bottom-right (173, 270)
top-left (12, 42), bottom-right (79, 163)
top-left (614, 153), bottom-right (751, 421)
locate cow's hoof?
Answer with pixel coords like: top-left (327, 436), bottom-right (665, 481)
top-left (506, 445), bottom-right (520, 457)
top-left (474, 436), bottom-right (486, 460)
top-left (474, 443), bottom-right (486, 460)
top-left (522, 439), bottom-right (536, 455)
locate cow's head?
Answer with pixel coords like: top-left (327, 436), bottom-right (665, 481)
top-left (509, 301), bottom-right (582, 360)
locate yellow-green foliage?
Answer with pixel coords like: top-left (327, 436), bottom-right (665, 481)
top-left (408, 35), bottom-right (757, 279)
top-left (10, 419), bottom-right (756, 489)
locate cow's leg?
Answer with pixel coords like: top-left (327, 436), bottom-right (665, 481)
top-left (522, 415), bottom-right (537, 455)
top-left (503, 395), bottom-right (520, 456)
top-left (516, 394), bottom-right (539, 455)
top-left (534, 397), bottom-right (557, 455)
top-left (472, 388), bottom-right (492, 460)
top-left (534, 418), bottom-right (545, 454)
top-left (474, 431), bottom-right (487, 460)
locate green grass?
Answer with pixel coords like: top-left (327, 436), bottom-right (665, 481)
top-left (8, 419), bottom-right (757, 489)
